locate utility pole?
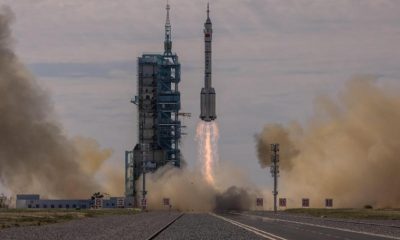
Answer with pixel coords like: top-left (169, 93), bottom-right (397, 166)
top-left (141, 143), bottom-right (149, 210)
top-left (270, 143), bottom-right (280, 213)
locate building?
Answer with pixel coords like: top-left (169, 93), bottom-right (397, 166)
top-left (125, 3), bottom-right (182, 200)
top-left (15, 194), bottom-right (134, 209)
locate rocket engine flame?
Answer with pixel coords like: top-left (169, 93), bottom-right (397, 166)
top-left (196, 121), bottom-right (219, 186)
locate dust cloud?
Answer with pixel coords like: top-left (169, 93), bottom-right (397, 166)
top-left (141, 159), bottom-right (262, 211)
top-left (256, 77), bottom-right (400, 208)
top-left (141, 120), bottom-right (261, 212)
top-left (144, 166), bottom-right (216, 211)
top-left (215, 186), bottom-right (256, 211)
top-left (0, 6), bottom-right (121, 198)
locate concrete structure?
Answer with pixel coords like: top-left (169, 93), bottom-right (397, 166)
top-left (125, 3), bottom-right (182, 200)
top-left (200, 4), bottom-right (217, 122)
top-left (15, 194), bottom-right (134, 209)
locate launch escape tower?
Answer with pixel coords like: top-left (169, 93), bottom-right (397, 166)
top-left (125, 3), bottom-right (182, 199)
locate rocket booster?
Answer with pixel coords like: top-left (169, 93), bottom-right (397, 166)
top-left (200, 3), bottom-right (216, 122)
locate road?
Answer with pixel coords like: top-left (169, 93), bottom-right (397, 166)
top-left (0, 211), bottom-right (399, 240)
top-left (0, 211), bottom-right (180, 240)
top-left (213, 212), bottom-right (399, 240)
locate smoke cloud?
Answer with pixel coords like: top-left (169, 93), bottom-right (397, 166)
top-left (141, 159), bottom-right (262, 212)
top-left (0, 6), bottom-right (120, 198)
top-left (138, 118), bottom-right (265, 212)
top-left (256, 76), bottom-right (400, 208)
top-left (144, 166), bottom-right (216, 211)
top-left (215, 186), bottom-right (256, 211)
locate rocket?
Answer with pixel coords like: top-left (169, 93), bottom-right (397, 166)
top-left (200, 3), bottom-right (217, 122)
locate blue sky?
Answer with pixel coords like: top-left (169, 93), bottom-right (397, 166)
top-left (3, 0), bottom-right (400, 190)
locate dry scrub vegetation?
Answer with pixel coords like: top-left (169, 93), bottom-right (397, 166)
top-left (0, 209), bottom-right (139, 229)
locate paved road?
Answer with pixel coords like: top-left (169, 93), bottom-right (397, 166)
top-left (215, 212), bottom-right (399, 240)
top-left (156, 213), bottom-right (265, 240)
top-left (1, 211), bottom-right (399, 240)
top-left (246, 211), bottom-right (400, 238)
top-left (0, 211), bottom-right (180, 240)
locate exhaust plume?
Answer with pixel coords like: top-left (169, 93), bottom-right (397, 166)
top-left (196, 121), bottom-right (219, 187)
top-left (0, 6), bottom-right (119, 198)
top-left (256, 77), bottom-right (400, 208)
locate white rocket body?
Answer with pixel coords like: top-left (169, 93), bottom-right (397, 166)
top-left (200, 5), bottom-right (217, 122)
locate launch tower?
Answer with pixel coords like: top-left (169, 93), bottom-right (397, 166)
top-left (125, 3), bottom-right (182, 199)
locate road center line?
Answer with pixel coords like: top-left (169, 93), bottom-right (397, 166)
top-left (210, 213), bottom-right (288, 240)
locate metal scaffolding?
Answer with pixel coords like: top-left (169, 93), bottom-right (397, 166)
top-left (125, 3), bottom-right (182, 203)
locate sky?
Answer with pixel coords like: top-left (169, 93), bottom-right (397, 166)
top-left (2, 0), bottom-right (400, 191)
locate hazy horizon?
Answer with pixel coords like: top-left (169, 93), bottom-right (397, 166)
top-left (1, 0), bottom-right (400, 199)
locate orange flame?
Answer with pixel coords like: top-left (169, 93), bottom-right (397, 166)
top-left (196, 121), bottom-right (219, 186)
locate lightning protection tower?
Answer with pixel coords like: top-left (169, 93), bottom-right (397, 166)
top-left (271, 143), bottom-right (280, 213)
